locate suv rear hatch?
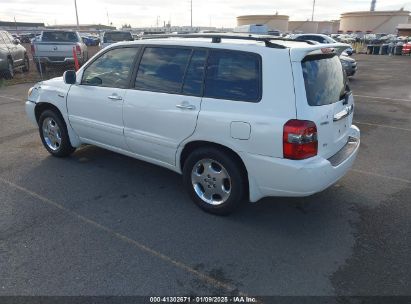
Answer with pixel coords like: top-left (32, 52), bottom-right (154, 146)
top-left (291, 45), bottom-right (354, 159)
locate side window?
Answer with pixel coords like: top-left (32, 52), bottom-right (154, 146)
top-left (135, 47), bottom-right (191, 94)
top-left (182, 50), bottom-right (207, 96)
top-left (82, 47), bottom-right (139, 88)
top-left (0, 32), bottom-right (5, 45)
top-left (204, 50), bottom-right (261, 102)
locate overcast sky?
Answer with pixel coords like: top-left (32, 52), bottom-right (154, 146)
top-left (1, 0), bottom-right (410, 28)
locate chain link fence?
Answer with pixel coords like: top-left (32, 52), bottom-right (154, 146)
top-left (0, 44), bottom-right (100, 87)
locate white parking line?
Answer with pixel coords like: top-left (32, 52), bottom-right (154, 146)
top-left (354, 95), bottom-right (411, 103)
top-left (0, 176), bottom-right (246, 296)
top-left (0, 95), bottom-right (22, 102)
top-left (354, 121), bottom-right (411, 132)
top-left (351, 169), bottom-right (411, 184)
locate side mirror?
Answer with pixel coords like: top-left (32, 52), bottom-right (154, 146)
top-left (63, 70), bottom-right (77, 85)
top-left (13, 39), bottom-right (20, 45)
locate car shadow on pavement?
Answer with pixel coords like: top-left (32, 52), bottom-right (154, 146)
top-left (9, 144), bottom-right (368, 295)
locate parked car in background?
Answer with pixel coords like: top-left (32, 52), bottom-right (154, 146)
top-left (402, 42), bottom-right (411, 55)
top-left (25, 34), bottom-right (360, 215)
top-left (291, 33), bottom-right (354, 55)
top-left (31, 30), bottom-right (88, 73)
top-left (11, 34), bottom-right (21, 41)
top-left (340, 55), bottom-right (357, 77)
top-left (300, 38), bottom-right (358, 77)
top-left (0, 30), bottom-right (29, 79)
top-left (81, 35), bottom-right (100, 46)
top-left (100, 31), bottom-right (133, 49)
top-left (19, 33), bottom-right (37, 43)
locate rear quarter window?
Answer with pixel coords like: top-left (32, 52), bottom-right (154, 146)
top-left (204, 50), bottom-right (261, 102)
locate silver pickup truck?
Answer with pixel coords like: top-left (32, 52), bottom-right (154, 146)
top-left (31, 30), bottom-right (88, 73)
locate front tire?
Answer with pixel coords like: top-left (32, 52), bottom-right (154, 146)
top-left (183, 148), bottom-right (247, 215)
top-left (38, 110), bottom-right (75, 157)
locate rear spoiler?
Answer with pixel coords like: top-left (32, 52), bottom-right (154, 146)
top-left (290, 43), bottom-right (351, 62)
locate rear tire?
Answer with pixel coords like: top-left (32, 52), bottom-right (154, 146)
top-left (3, 59), bottom-right (14, 79)
top-left (183, 147), bottom-right (247, 215)
top-left (38, 110), bottom-right (75, 157)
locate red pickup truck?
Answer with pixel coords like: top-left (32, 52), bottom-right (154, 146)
top-left (402, 42), bottom-right (411, 55)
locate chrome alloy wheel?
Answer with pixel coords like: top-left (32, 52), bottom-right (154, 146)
top-left (191, 159), bottom-right (232, 206)
top-left (42, 117), bottom-right (62, 151)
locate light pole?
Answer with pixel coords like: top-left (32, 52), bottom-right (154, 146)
top-left (311, 0), bottom-right (316, 21)
top-left (370, 0), bottom-right (376, 11)
top-left (74, 0), bottom-right (80, 29)
top-left (190, 0), bottom-right (193, 29)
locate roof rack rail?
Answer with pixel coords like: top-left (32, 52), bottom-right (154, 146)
top-left (139, 33), bottom-right (316, 49)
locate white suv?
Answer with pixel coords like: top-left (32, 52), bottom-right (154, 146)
top-left (25, 34), bottom-right (360, 215)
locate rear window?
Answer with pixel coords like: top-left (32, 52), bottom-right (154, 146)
top-left (302, 54), bottom-right (346, 106)
top-left (104, 32), bottom-right (133, 42)
top-left (42, 31), bottom-right (79, 42)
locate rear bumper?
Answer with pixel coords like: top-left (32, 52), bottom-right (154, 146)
top-left (33, 57), bottom-right (83, 65)
top-left (243, 125), bottom-right (360, 202)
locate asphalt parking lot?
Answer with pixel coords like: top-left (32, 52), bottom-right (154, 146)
top-left (0, 54), bottom-right (410, 298)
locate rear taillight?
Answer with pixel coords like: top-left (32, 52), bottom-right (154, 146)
top-left (76, 44), bottom-right (81, 55)
top-left (283, 119), bottom-right (318, 160)
top-left (30, 44), bottom-right (35, 54)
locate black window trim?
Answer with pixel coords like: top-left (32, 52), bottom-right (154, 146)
top-left (79, 43), bottom-right (263, 102)
top-left (80, 45), bottom-right (141, 89)
top-left (131, 45), bottom-right (262, 102)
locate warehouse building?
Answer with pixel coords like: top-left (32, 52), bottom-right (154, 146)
top-left (0, 20), bottom-right (45, 34)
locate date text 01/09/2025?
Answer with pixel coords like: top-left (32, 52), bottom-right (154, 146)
top-left (149, 296), bottom-right (258, 303)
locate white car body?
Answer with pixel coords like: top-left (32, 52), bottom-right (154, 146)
top-left (26, 37), bottom-right (360, 203)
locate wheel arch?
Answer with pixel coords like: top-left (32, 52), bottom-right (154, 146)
top-left (34, 102), bottom-right (62, 123)
top-left (179, 140), bottom-right (249, 196)
top-left (34, 102), bottom-right (81, 147)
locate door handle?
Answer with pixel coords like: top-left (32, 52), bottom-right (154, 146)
top-left (176, 103), bottom-right (195, 110)
top-left (108, 95), bottom-right (123, 101)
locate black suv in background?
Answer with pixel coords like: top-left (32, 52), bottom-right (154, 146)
top-left (0, 30), bottom-right (29, 79)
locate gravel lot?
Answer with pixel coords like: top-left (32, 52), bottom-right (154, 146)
top-left (0, 44), bottom-right (100, 87)
top-left (0, 54), bottom-right (410, 298)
